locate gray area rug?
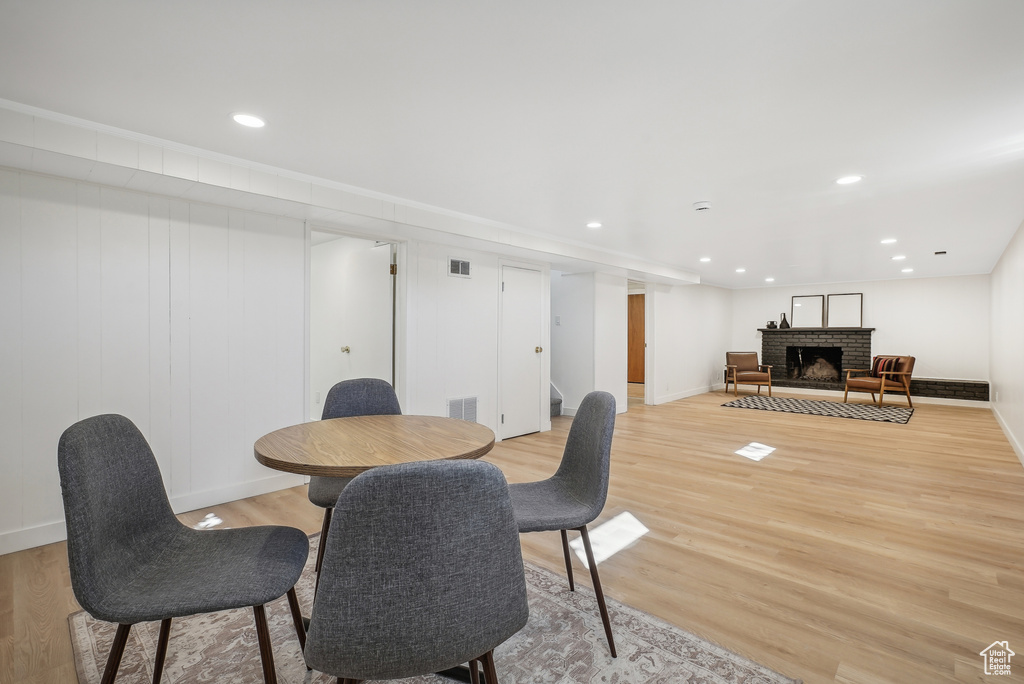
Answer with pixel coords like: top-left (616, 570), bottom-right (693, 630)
top-left (70, 533), bottom-right (800, 683)
top-left (723, 394), bottom-right (913, 424)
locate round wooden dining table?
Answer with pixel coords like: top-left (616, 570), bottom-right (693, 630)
top-left (254, 414), bottom-right (496, 477)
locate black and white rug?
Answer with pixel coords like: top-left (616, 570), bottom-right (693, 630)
top-left (722, 395), bottom-right (913, 424)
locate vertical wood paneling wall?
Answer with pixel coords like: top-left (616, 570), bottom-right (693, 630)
top-left (0, 169), bottom-right (307, 554)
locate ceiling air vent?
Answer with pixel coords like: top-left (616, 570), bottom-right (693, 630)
top-left (447, 397), bottom-right (478, 422)
top-left (449, 258), bottom-right (471, 278)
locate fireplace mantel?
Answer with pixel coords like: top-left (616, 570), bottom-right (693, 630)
top-left (758, 327), bottom-right (875, 333)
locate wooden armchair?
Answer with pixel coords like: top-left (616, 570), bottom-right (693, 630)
top-left (843, 355), bottom-right (916, 407)
top-left (725, 352), bottom-right (772, 397)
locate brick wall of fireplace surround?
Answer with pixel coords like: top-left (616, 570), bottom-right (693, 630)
top-left (751, 327), bottom-right (989, 400)
top-left (759, 328), bottom-right (873, 391)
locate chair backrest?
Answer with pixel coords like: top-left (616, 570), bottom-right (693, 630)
top-left (873, 355), bottom-right (916, 387)
top-left (321, 377), bottom-right (401, 420)
top-left (551, 391), bottom-right (616, 526)
top-left (57, 414), bottom-right (181, 620)
top-left (304, 460), bottom-right (529, 680)
top-left (726, 352), bottom-right (760, 372)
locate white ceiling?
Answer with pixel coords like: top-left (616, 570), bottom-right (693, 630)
top-left (1, 0), bottom-right (1023, 288)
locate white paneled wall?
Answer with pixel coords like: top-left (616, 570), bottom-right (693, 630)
top-left (991, 219), bottom-right (1024, 462)
top-left (0, 170), bottom-right (306, 553)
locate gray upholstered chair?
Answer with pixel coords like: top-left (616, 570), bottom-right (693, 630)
top-left (308, 378), bottom-right (402, 583)
top-left (58, 414), bottom-right (309, 684)
top-left (304, 460), bottom-right (529, 683)
top-left (508, 390), bottom-right (617, 657)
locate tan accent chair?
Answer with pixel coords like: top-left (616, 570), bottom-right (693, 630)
top-left (844, 355), bottom-right (915, 407)
top-left (725, 352), bottom-right (772, 397)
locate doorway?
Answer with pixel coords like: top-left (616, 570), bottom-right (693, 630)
top-left (499, 265), bottom-right (544, 439)
top-left (309, 232), bottom-right (395, 420)
top-left (627, 283), bottom-right (646, 409)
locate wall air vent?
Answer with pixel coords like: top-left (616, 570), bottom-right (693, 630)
top-left (447, 396), bottom-right (478, 422)
top-left (449, 258), bottom-right (471, 278)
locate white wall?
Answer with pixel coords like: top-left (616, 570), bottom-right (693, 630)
top-left (551, 273), bottom-right (595, 413)
top-left (594, 272), bottom-right (628, 412)
top-left (991, 219), bottom-right (1024, 462)
top-left (402, 243), bottom-right (551, 436)
top-left (549, 272), bottom-right (628, 414)
top-left (309, 235), bottom-right (393, 419)
top-left (647, 283), bottom-right (733, 403)
top-left (0, 169), bottom-right (307, 554)
top-left (730, 275), bottom-right (991, 380)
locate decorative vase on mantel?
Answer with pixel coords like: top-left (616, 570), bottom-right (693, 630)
top-left (779, 313), bottom-right (790, 329)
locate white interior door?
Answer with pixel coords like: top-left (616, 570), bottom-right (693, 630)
top-left (500, 265), bottom-right (543, 438)
top-left (309, 233), bottom-right (394, 420)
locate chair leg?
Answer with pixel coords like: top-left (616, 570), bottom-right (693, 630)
top-left (757, 384), bottom-right (761, 394)
top-left (578, 525), bottom-right (616, 658)
top-left (904, 385), bottom-right (913, 408)
top-left (315, 507), bottom-right (333, 574)
top-left (767, 376), bottom-right (772, 397)
top-left (314, 508), bottom-right (333, 599)
top-left (253, 605), bottom-right (278, 684)
top-left (481, 650), bottom-right (499, 684)
top-left (467, 658), bottom-right (481, 684)
top-left (843, 385), bottom-right (849, 403)
top-left (878, 385), bottom-right (885, 406)
top-left (285, 587), bottom-right (306, 651)
top-left (560, 529), bottom-right (575, 591)
top-left (153, 618), bottom-right (171, 684)
top-left (100, 623), bottom-right (133, 684)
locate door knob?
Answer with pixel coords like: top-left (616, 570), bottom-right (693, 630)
top-left (535, 346), bottom-right (543, 353)
top-left (340, 346), bottom-right (351, 353)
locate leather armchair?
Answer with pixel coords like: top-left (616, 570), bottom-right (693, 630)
top-left (725, 352), bottom-right (772, 397)
top-left (844, 355), bottom-right (915, 407)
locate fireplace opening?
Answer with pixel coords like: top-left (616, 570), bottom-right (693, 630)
top-left (786, 346), bottom-right (842, 382)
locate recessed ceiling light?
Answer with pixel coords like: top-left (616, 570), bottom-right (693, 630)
top-left (700, 257), bottom-right (711, 263)
top-left (586, 222), bottom-right (602, 229)
top-left (765, 277), bottom-right (775, 282)
top-left (836, 175), bottom-right (862, 185)
top-left (735, 268), bottom-right (746, 273)
top-left (891, 255), bottom-right (906, 261)
top-left (902, 268), bottom-right (914, 273)
top-left (232, 113), bottom-right (265, 128)
top-left (881, 238), bottom-right (897, 244)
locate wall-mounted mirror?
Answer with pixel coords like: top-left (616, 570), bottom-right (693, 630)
top-left (791, 295), bottom-right (824, 327)
top-left (827, 293), bottom-right (863, 327)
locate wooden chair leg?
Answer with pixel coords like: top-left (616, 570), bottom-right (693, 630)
top-left (879, 384), bottom-right (886, 406)
top-left (560, 529), bottom-right (575, 591)
top-left (315, 507), bottom-right (333, 574)
top-left (843, 384), bottom-right (849, 403)
top-left (578, 525), bottom-right (616, 658)
top-left (285, 587), bottom-right (305, 650)
top-left (481, 650), bottom-right (499, 684)
top-left (904, 385), bottom-right (913, 408)
top-left (253, 605), bottom-right (278, 684)
top-left (100, 623), bottom-right (133, 684)
top-left (467, 658), bottom-right (481, 684)
top-left (314, 508), bottom-right (333, 599)
top-left (153, 618), bottom-right (171, 684)
top-left (767, 376), bottom-right (772, 397)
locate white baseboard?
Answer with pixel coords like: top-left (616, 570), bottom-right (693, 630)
top-left (649, 385), bottom-right (718, 405)
top-left (993, 406), bottom-right (1024, 469)
top-left (0, 472), bottom-right (307, 556)
top-left (0, 520), bottom-right (67, 556)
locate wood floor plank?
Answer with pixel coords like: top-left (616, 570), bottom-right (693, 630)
top-left (4, 389), bottom-right (1024, 683)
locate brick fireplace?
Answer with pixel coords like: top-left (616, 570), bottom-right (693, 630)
top-left (759, 328), bottom-right (873, 391)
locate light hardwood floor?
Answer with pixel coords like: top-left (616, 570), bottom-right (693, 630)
top-left (3, 390), bottom-right (1023, 683)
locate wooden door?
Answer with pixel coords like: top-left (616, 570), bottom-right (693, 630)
top-left (628, 294), bottom-right (645, 383)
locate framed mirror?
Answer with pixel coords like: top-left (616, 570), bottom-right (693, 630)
top-left (827, 293), bottom-right (863, 327)
top-left (791, 295), bottom-right (824, 328)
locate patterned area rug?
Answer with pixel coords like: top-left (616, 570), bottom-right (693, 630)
top-left (69, 534), bottom-right (799, 684)
top-left (723, 394), bottom-right (913, 424)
